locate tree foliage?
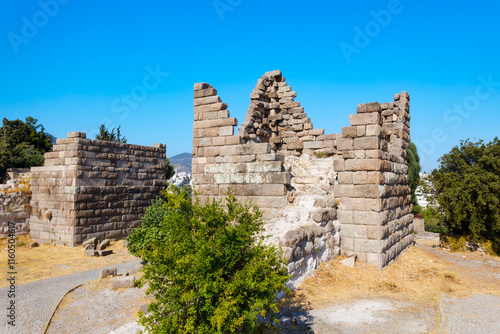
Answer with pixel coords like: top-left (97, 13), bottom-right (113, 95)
top-left (406, 142), bottom-right (421, 211)
top-left (428, 138), bottom-right (500, 252)
top-left (0, 117), bottom-right (53, 182)
top-left (165, 157), bottom-right (175, 181)
top-left (96, 124), bottom-right (127, 143)
top-left (127, 187), bottom-right (290, 333)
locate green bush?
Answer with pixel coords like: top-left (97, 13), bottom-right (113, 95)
top-left (428, 138), bottom-right (500, 252)
top-left (422, 206), bottom-right (448, 234)
top-left (0, 117), bottom-right (53, 182)
top-left (127, 186), bottom-right (290, 333)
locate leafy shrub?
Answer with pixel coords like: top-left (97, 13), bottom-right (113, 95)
top-left (127, 186), bottom-right (290, 333)
top-left (0, 117), bottom-right (53, 182)
top-left (422, 206), bottom-right (448, 234)
top-left (428, 138), bottom-right (500, 251)
top-left (412, 204), bottom-right (422, 215)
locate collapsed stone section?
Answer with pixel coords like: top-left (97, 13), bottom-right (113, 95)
top-left (30, 132), bottom-right (166, 246)
top-left (239, 70), bottom-right (338, 157)
top-left (0, 169), bottom-right (31, 237)
top-left (193, 70), bottom-right (414, 280)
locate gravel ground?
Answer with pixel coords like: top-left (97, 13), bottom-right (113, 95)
top-left (439, 294), bottom-right (500, 334)
top-left (47, 278), bottom-right (150, 334)
top-left (0, 259), bottom-right (140, 334)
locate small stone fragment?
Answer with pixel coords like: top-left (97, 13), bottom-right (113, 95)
top-left (84, 249), bottom-right (98, 257)
top-left (82, 237), bottom-right (97, 247)
top-left (111, 276), bottom-right (135, 289)
top-left (340, 255), bottom-right (357, 267)
top-left (97, 239), bottom-right (110, 250)
top-left (97, 249), bottom-right (113, 256)
top-left (99, 268), bottom-right (117, 279)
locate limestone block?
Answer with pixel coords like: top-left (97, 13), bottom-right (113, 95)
top-left (337, 138), bottom-right (353, 151)
top-left (349, 112), bottom-right (381, 126)
top-left (194, 88), bottom-right (217, 98)
top-left (193, 96), bottom-right (221, 106)
top-left (345, 159), bottom-right (380, 171)
top-left (353, 211), bottom-right (381, 226)
top-left (342, 127), bottom-right (357, 138)
top-left (354, 238), bottom-right (380, 253)
top-left (353, 136), bottom-right (380, 150)
top-left (194, 83), bottom-right (212, 91)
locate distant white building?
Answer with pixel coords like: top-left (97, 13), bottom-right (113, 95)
top-left (169, 172), bottom-right (192, 188)
top-left (416, 172), bottom-right (431, 209)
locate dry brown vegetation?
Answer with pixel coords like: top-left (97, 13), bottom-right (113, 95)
top-left (0, 235), bottom-right (137, 288)
top-left (281, 245), bottom-right (500, 313)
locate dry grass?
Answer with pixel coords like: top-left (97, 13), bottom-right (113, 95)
top-left (281, 246), bottom-right (500, 313)
top-left (0, 235), bottom-right (137, 288)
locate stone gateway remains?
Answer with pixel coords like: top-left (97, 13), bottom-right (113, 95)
top-left (192, 70), bottom-right (413, 288)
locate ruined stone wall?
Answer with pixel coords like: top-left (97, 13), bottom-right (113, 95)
top-left (336, 93), bottom-right (413, 268)
top-left (30, 132), bottom-right (166, 246)
top-left (0, 169), bottom-right (32, 237)
top-left (192, 70), bottom-right (414, 275)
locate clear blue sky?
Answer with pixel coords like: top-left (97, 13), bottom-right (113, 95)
top-left (1, 0), bottom-right (499, 171)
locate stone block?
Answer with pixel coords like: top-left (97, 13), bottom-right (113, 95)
top-left (354, 239), bottom-right (380, 253)
top-left (303, 141), bottom-right (323, 149)
top-left (345, 159), bottom-right (380, 171)
top-left (111, 276), bottom-right (135, 289)
top-left (349, 112), bottom-right (381, 126)
top-left (84, 249), bottom-right (98, 257)
top-left (337, 138), bottom-right (353, 151)
top-left (97, 239), bottom-right (110, 250)
top-left (342, 127), bottom-right (357, 138)
top-left (194, 88), bottom-right (217, 98)
top-left (353, 211), bottom-right (381, 225)
top-left (98, 249), bottom-right (113, 256)
top-left (194, 83), bottom-right (212, 91)
top-left (261, 184), bottom-right (287, 196)
top-left (99, 268), bottom-right (117, 279)
top-left (353, 184), bottom-right (380, 198)
top-left (193, 96), bottom-right (221, 106)
top-left (353, 136), bottom-right (380, 150)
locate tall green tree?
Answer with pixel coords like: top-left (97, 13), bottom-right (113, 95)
top-left (165, 157), bottom-right (175, 181)
top-left (127, 187), bottom-right (289, 333)
top-left (406, 142), bottom-right (421, 212)
top-left (96, 124), bottom-right (127, 143)
top-left (429, 138), bottom-right (500, 252)
top-left (0, 117), bottom-right (53, 182)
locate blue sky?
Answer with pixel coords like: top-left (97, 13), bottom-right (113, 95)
top-left (1, 0), bottom-right (499, 172)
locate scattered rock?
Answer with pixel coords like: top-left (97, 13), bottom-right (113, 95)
top-left (99, 268), bottom-right (118, 279)
top-left (27, 242), bottom-right (39, 248)
top-left (97, 239), bottom-right (110, 250)
top-left (279, 316), bottom-right (292, 329)
top-left (340, 255), bottom-right (357, 267)
top-left (82, 237), bottom-right (97, 247)
top-left (84, 249), bottom-right (98, 257)
top-left (111, 276), bottom-right (135, 289)
top-left (122, 240), bottom-right (129, 247)
top-left (97, 249), bottom-right (113, 256)
top-left (84, 244), bottom-right (94, 251)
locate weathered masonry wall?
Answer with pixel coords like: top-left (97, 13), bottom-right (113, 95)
top-left (192, 70), bottom-right (414, 279)
top-left (0, 169), bottom-right (32, 237)
top-left (30, 132), bottom-right (166, 246)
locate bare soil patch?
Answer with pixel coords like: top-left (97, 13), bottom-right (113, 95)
top-left (281, 244), bottom-right (500, 324)
top-left (0, 235), bottom-right (137, 288)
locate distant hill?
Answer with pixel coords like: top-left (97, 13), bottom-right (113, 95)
top-left (170, 152), bottom-right (192, 174)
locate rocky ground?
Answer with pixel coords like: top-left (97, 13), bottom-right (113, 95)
top-left (39, 240), bottom-right (500, 333)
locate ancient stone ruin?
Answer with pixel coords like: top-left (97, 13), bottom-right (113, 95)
top-left (29, 132), bottom-right (166, 246)
top-left (192, 70), bottom-right (413, 288)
